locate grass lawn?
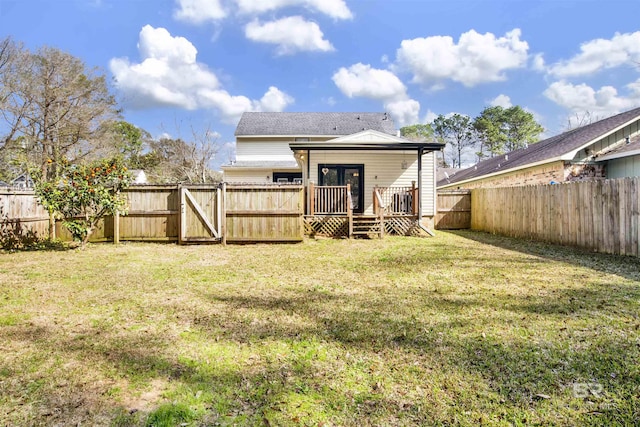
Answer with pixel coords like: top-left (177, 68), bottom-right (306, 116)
top-left (0, 231), bottom-right (639, 426)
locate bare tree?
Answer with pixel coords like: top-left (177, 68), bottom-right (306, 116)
top-left (0, 43), bottom-right (119, 181)
top-left (147, 124), bottom-right (221, 184)
top-left (564, 111), bottom-right (605, 131)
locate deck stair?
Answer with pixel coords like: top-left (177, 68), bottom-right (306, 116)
top-left (352, 215), bottom-right (382, 237)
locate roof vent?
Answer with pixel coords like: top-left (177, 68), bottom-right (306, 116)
top-left (357, 115), bottom-right (361, 120)
top-left (382, 112), bottom-right (388, 120)
top-left (626, 136), bottom-right (631, 144)
top-left (333, 126), bottom-right (338, 130)
top-left (505, 154), bottom-right (509, 161)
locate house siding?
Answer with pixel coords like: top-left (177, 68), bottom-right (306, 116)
top-left (607, 155), bottom-right (640, 178)
top-left (235, 140), bottom-right (298, 162)
top-left (224, 169), bottom-right (273, 183)
top-left (308, 150), bottom-right (435, 216)
top-left (572, 120), bottom-right (640, 162)
top-left (445, 161), bottom-right (566, 189)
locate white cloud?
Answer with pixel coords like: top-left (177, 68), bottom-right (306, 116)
top-left (332, 63), bottom-right (407, 100)
top-left (395, 28), bottom-right (529, 88)
top-left (548, 31), bottom-right (640, 78)
top-left (173, 0), bottom-right (227, 24)
top-left (245, 16), bottom-right (334, 55)
top-left (332, 63), bottom-right (420, 126)
top-left (110, 25), bottom-right (293, 123)
top-left (489, 94), bottom-right (513, 108)
top-left (422, 109), bottom-right (438, 124)
top-left (543, 80), bottom-right (640, 115)
top-left (531, 53), bottom-right (545, 72)
top-left (234, 0), bottom-right (352, 20)
top-left (385, 99), bottom-right (421, 128)
top-left (258, 86), bottom-right (295, 111)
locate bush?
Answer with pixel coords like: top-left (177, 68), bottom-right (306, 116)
top-left (34, 158), bottom-right (131, 248)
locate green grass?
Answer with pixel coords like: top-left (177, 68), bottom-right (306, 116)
top-left (0, 231), bottom-right (639, 426)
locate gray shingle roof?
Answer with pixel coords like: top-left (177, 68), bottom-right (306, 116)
top-left (439, 106), bottom-right (640, 187)
top-left (235, 112), bottom-right (397, 136)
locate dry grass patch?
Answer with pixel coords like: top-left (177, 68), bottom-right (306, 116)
top-left (0, 231), bottom-right (639, 426)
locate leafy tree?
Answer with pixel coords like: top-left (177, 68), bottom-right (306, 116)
top-left (34, 158), bottom-right (131, 248)
top-left (432, 114), bottom-right (475, 168)
top-left (400, 123), bottom-right (434, 141)
top-left (473, 106), bottom-right (544, 157)
top-left (107, 120), bottom-right (152, 169)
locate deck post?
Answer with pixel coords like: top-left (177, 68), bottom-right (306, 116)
top-left (379, 196), bottom-right (384, 239)
top-left (309, 181), bottom-right (315, 216)
top-left (373, 185), bottom-right (378, 214)
top-left (346, 183), bottom-right (353, 238)
top-left (411, 181), bottom-right (418, 216)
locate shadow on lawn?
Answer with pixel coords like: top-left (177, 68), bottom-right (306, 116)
top-left (3, 281), bottom-right (638, 425)
top-left (448, 230), bottom-right (640, 282)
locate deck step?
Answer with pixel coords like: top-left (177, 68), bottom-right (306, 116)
top-left (352, 216), bottom-right (383, 236)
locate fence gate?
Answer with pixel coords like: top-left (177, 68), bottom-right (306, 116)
top-left (179, 186), bottom-right (222, 244)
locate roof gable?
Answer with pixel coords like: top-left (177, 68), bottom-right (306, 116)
top-left (235, 112), bottom-right (396, 136)
top-left (326, 129), bottom-right (406, 143)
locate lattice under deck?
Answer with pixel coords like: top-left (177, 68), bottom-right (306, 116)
top-left (304, 216), bottom-right (349, 237)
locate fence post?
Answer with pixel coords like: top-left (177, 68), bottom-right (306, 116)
top-left (113, 211), bottom-right (120, 245)
top-left (178, 184), bottom-right (185, 245)
top-left (221, 182), bottom-right (227, 246)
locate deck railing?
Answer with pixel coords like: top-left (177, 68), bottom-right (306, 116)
top-left (374, 184), bottom-right (418, 215)
top-left (309, 183), bottom-right (351, 215)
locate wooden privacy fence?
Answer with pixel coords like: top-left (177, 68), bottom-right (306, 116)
top-left (436, 190), bottom-right (471, 230)
top-left (0, 184), bottom-right (304, 244)
top-left (224, 184), bottom-right (304, 243)
top-left (471, 178), bottom-right (640, 257)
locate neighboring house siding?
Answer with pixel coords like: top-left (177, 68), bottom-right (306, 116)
top-left (308, 150), bottom-right (435, 216)
top-left (447, 161), bottom-right (565, 189)
top-left (573, 121), bottom-right (640, 162)
top-left (607, 155), bottom-right (640, 178)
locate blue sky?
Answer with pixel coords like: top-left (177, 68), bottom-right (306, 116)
top-left (2, 0), bottom-right (640, 166)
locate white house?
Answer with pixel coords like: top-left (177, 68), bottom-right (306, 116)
top-left (223, 112), bottom-right (444, 233)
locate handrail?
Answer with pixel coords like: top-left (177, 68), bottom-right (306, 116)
top-left (376, 185), bottom-right (416, 215)
top-left (312, 184), bottom-right (349, 214)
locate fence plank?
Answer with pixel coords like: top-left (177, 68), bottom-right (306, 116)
top-left (470, 178), bottom-right (640, 257)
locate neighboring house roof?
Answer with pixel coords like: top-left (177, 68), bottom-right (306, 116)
top-left (438, 106), bottom-right (640, 188)
top-left (596, 134), bottom-right (640, 162)
top-left (235, 112), bottom-right (397, 136)
top-left (436, 167), bottom-right (461, 185)
top-left (10, 173), bottom-right (34, 188)
top-left (222, 160), bottom-right (300, 170)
